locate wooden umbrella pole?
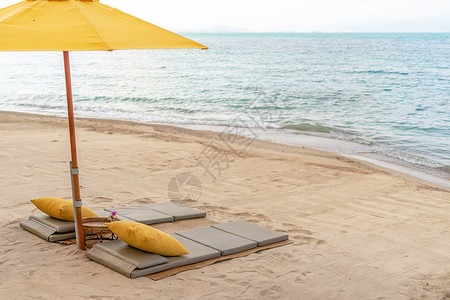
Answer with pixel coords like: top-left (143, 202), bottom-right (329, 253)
top-left (63, 51), bottom-right (85, 250)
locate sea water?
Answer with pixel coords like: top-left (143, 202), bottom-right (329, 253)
top-left (0, 33), bottom-right (449, 180)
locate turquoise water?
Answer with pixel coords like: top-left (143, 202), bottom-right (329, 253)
top-left (0, 33), bottom-right (449, 178)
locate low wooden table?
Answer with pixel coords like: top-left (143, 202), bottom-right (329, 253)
top-left (82, 217), bottom-right (117, 242)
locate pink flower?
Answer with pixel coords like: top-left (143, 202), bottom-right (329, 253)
top-left (110, 211), bottom-right (119, 221)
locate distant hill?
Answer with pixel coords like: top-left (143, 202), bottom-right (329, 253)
top-left (319, 15), bottom-right (450, 32)
top-left (175, 25), bottom-right (253, 33)
top-left (172, 15), bottom-right (450, 33)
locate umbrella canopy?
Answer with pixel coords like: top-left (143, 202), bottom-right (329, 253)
top-left (0, 0), bottom-right (208, 51)
top-left (0, 0), bottom-right (207, 250)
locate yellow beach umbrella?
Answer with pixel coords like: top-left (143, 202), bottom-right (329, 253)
top-left (0, 0), bottom-right (207, 250)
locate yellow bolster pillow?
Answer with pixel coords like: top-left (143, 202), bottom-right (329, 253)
top-left (106, 221), bottom-right (189, 256)
top-left (30, 197), bottom-right (99, 221)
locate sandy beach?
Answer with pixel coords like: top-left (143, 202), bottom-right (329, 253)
top-left (0, 110), bottom-right (449, 299)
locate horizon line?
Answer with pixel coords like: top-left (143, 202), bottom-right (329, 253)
top-left (175, 31), bottom-right (450, 34)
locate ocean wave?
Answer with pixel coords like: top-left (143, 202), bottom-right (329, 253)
top-left (281, 123), bottom-right (353, 135)
top-left (436, 165), bottom-right (450, 175)
top-left (282, 123), bottom-right (334, 133)
top-left (349, 70), bottom-right (409, 75)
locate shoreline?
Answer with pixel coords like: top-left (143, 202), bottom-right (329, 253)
top-left (2, 109), bottom-right (448, 188)
top-left (181, 124), bottom-right (450, 188)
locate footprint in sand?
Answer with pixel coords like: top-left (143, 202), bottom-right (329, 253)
top-left (259, 285), bottom-right (283, 299)
top-left (315, 239), bottom-right (327, 247)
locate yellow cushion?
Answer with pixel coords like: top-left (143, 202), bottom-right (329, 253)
top-left (30, 197), bottom-right (99, 221)
top-left (106, 221), bottom-right (189, 256)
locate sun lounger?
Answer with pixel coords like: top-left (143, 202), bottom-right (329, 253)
top-left (141, 202), bottom-right (206, 221)
top-left (104, 206), bottom-right (173, 224)
top-left (212, 221), bottom-right (289, 246)
top-left (105, 203), bottom-right (206, 224)
top-left (20, 210), bottom-right (110, 242)
top-left (20, 219), bottom-right (76, 242)
top-left (87, 235), bottom-right (221, 278)
top-left (176, 226), bottom-right (258, 255)
top-left (29, 213), bottom-right (77, 233)
top-left (86, 222), bottom-right (289, 278)
top-left (21, 203), bottom-right (206, 242)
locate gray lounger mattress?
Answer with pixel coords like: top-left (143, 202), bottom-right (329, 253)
top-left (176, 226), bottom-right (258, 255)
top-left (87, 222), bottom-right (289, 278)
top-left (143, 202), bottom-right (206, 221)
top-left (87, 235), bottom-right (221, 278)
top-left (105, 206), bottom-right (174, 224)
top-left (105, 203), bottom-right (206, 224)
top-left (20, 210), bottom-right (109, 242)
top-left (212, 221), bottom-right (289, 246)
top-left (20, 219), bottom-right (76, 242)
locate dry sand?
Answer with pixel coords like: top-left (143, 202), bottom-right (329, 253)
top-left (0, 111), bottom-right (449, 299)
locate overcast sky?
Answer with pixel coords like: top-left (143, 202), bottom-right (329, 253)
top-left (2, 0), bottom-right (450, 32)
